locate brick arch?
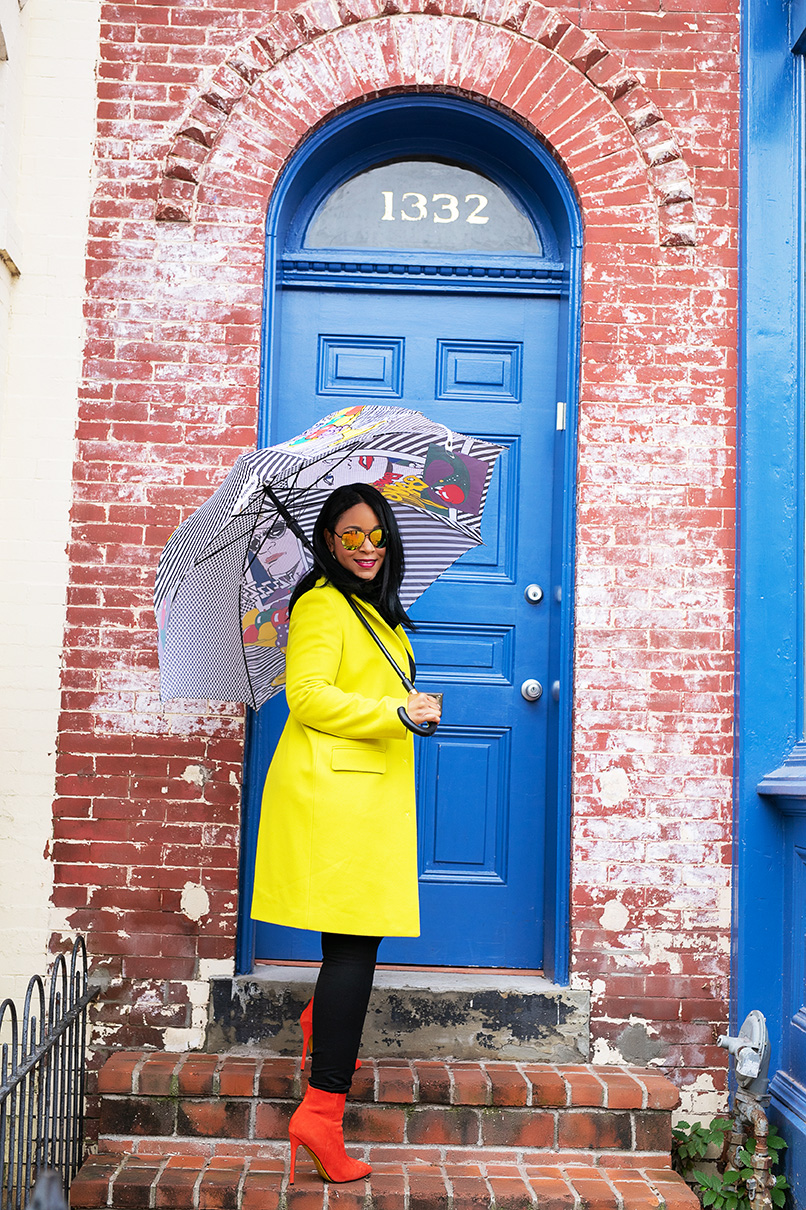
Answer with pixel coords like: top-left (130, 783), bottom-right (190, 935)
top-left (155, 3), bottom-right (696, 247)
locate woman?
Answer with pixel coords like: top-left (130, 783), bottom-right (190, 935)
top-left (251, 482), bottom-right (441, 1185)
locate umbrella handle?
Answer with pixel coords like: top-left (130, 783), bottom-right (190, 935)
top-left (334, 590), bottom-right (441, 737)
top-left (397, 707), bottom-right (439, 737)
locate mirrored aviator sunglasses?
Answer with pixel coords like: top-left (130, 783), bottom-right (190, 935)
top-left (337, 527), bottom-right (387, 551)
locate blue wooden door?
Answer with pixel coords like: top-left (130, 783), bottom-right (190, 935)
top-left (253, 284), bottom-right (561, 968)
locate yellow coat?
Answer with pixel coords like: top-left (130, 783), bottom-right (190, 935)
top-left (250, 580), bottom-right (420, 937)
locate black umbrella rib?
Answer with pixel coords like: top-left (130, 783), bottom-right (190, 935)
top-left (239, 500), bottom-right (265, 712)
top-left (196, 448), bottom-right (360, 568)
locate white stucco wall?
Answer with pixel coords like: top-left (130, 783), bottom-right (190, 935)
top-left (0, 0), bottom-right (24, 386)
top-left (0, 0), bottom-right (99, 1003)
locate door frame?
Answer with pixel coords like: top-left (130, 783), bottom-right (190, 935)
top-left (738, 0), bottom-right (806, 1195)
top-left (236, 93), bottom-right (582, 984)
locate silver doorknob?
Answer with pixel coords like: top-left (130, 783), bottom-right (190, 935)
top-left (521, 679), bottom-right (543, 702)
top-left (524, 584), bottom-right (544, 604)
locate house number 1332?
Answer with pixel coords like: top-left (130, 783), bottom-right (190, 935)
top-left (381, 191), bottom-right (490, 224)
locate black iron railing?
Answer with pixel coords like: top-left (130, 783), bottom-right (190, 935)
top-left (0, 938), bottom-right (98, 1210)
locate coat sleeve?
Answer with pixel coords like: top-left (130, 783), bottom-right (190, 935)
top-left (285, 589), bottom-right (409, 739)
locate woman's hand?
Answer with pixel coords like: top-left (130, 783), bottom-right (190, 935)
top-left (406, 691), bottom-right (442, 725)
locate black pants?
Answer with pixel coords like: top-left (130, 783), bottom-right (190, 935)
top-left (308, 932), bottom-right (382, 1094)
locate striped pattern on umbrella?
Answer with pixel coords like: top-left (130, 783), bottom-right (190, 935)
top-left (155, 405), bottom-right (503, 710)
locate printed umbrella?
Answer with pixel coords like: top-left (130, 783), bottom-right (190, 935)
top-left (154, 404), bottom-right (503, 712)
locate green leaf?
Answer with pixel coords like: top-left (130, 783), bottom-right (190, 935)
top-left (674, 1117), bottom-right (787, 1210)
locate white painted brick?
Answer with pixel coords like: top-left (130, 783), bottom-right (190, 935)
top-left (0, 0), bottom-right (100, 1006)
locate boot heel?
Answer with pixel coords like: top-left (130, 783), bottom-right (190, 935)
top-left (289, 1134), bottom-right (300, 1184)
top-left (299, 1000), bottom-right (313, 1071)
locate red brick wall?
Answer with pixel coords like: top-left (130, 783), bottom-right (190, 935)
top-left (55, 0), bottom-right (737, 1112)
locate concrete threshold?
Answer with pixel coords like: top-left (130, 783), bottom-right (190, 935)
top-left (206, 967), bottom-right (590, 1063)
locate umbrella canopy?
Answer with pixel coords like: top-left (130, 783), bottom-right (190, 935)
top-left (154, 404), bottom-right (503, 709)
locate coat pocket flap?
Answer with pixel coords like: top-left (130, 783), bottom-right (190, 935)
top-left (331, 747), bottom-right (387, 774)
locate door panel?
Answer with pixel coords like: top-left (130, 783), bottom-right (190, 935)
top-left (318, 336), bottom-right (405, 397)
top-left (436, 340), bottom-right (522, 401)
top-left (253, 286), bottom-right (561, 967)
top-left (418, 727), bottom-right (510, 879)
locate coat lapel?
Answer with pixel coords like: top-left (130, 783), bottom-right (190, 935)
top-left (349, 595), bottom-right (414, 668)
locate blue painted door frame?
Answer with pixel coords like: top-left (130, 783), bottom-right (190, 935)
top-left (236, 95), bottom-right (582, 984)
top-left (738, 0), bottom-right (806, 1199)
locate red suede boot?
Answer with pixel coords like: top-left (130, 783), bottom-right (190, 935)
top-left (298, 998), bottom-right (361, 1072)
top-left (288, 1085), bottom-right (372, 1184)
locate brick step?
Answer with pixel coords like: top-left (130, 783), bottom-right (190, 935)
top-left (99, 1052), bottom-right (680, 1111)
top-left (95, 1053), bottom-right (677, 1165)
top-left (71, 1151), bottom-right (699, 1210)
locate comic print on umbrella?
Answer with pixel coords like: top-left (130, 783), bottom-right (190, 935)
top-left (155, 405), bottom-right (503, 710)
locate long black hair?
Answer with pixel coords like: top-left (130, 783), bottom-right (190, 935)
top-left (288, 482), bottom-right (414, 630)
